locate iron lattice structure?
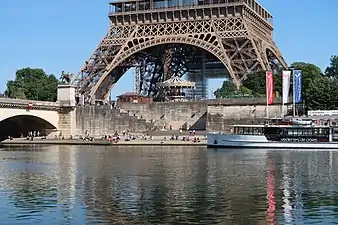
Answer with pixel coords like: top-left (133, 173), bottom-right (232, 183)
top-left (73, 0), bottom-right (287, 103)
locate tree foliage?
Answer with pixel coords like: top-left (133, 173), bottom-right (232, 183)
top-left (241, 71), bottom-right (282, 97)
top-left (305, 55), bottom-right (338, 110)
top-left (214, 80), bottom-right (236, 98)
top-left (5, 68), bottom-right (58, 101)
top-left (214, 80), bottom-right (252, 98)
top-left (215, 70), bottom-right (281, 98)
top-left (306, 76), bottom-right (338, 110)
top-left (325, 55), bottom-right (338, 78)
top-left (215, 55), bottom-right (338, 110)
top-left (241, 71), bottom-right (266, 96)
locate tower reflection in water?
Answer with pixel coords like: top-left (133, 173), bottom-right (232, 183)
top-left (0, 146), bottom-right (338, 224)
top-left (268, 150), bottom-right (338, 225)
top-left (267, 155), bottom-right (276, 225)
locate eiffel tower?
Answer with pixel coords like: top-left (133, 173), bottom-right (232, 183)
top-left (73, 0), bottom-right (287, 103)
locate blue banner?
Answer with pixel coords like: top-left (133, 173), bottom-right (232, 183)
top-left (294, 70), bottom-right (302, 103)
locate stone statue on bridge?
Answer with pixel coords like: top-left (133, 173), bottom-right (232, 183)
top-left (60, 71), bottom-right (73, 84)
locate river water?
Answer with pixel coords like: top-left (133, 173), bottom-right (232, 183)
top-left (0, 146), bottom-right (337, 224)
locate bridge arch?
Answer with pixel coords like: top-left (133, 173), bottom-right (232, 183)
top-left (0, 115), bottom-right (57, 140)
top-left (90, 35), bottom-right (234, 100)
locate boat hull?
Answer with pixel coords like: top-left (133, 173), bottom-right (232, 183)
top-left (207, 133), bottom-right (338, 149)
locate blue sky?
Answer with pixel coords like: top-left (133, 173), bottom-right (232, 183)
top-left (1, 0), bottom-right (337, 99)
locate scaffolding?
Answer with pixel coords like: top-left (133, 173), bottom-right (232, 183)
top-left (134, 65), bottom-right (141, 94)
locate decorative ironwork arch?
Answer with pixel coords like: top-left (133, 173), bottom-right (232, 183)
top-left (264, 44), bottom-right (288, 70)
top-left (89, 35), bottom-right (234, 101)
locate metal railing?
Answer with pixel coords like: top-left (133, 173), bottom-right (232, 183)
top-left (109, 0), bottom-right (272, 23)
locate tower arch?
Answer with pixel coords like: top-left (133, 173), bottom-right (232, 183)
top-left (88, 36), bottom-right (233, 101)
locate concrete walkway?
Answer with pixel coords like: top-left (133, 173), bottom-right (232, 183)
top-left (1, 135), bottom-right (207, 146)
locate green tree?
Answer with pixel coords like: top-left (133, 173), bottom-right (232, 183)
top-left (5, 68), bottom-right (58, 101)
top-left (215, 80), bottom-right (253, 98)
top-left (241, 71), bottom-right (282, 97)
top-left (214, 80), bottom-right (236, 98)
top-left (290, 62), bottom-right (322, 88)
top-left (324, 55), bottom-right (338, 78)
top-left (241, 71), bottom-right (266, 96)
top-left (306, 76), bottom-right (338, 110)
top-left (239, 86), bottom-right (253, 96)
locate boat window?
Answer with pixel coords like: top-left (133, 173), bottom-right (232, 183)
top-left (313, 129), bottom-right (319, 135)
top-left (234, 126), bottom-right (263, 135)
top-left (254, 127), bottom-right (263, 135)
top-left (285, 128), bottom-right (294, 135)
top-left (265, 127), bottom-right (279, 135)
top-left (303, 128), bottom-right (312, 135)
top-left (243, 127), bottom-right (249, 135)
top-left (281, 127), bottom-right (330, 137)
top-left (234, 127), bottom-right (243, 134)
top-left (320, 128), bottom-right (329, 135)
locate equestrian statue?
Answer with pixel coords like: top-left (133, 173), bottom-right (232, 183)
top-left (60, 71), bottom-right (73, 84)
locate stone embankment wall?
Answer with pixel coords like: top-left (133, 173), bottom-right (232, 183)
top-left (116, 101), bottom-right (208, 131)
top-left (75, 98), bottom-right (285, 135)
top-left (207, 100), bottom-right (286, 132)
top-left (76, 105), bottom-right (148, 136)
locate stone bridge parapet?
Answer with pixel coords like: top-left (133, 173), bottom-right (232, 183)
top-left (0, 98), bottom-right (61, 111)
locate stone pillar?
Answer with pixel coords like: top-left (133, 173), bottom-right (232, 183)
top-left (57, 84), bottom-right (76, 107)
top-left (57, 84), bottom-right (77, 137)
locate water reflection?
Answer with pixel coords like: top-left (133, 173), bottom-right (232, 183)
top-left (0, 147), bottom-right (338, 224)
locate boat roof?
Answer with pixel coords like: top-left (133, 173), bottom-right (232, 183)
top-left (285, 116), bottom-right (338, 120)
top-left (231, 124), bottom-right (331, 128)
top-left (266, 116), bottom-right (338, 121)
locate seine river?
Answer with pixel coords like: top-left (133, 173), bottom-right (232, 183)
top-left (0, 146), bottom-right (337, 224)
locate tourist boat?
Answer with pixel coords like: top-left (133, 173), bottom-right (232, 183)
top-left (207, 118), bottom-right (338, 149)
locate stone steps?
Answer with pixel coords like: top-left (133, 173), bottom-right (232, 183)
top-left (182, 110), bottom-right (207, 130)
top-left (76, 106), bottom-right (152, 136)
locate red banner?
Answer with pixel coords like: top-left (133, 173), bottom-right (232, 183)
top-left (27, 102), bottom-right (33, 110)
top-left (266, 71), bottom-right (274, 105)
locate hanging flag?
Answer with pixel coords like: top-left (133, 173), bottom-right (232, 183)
top-left (294, 70), bottom-right (302, 103)
top-left (282, 70), bottom-right (291, 104)
top-left (266, 71), bottom-right (274, 105)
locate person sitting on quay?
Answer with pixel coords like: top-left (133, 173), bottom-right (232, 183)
top-left (169, 134), bottom-right (179, 141)
top-left (193, 137), bottom-right (200, 143)
top-left (183, 136), bottom-right (191, 141)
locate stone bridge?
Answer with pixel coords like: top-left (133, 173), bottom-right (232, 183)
top-left (0, 85), bottom-right (76, 140)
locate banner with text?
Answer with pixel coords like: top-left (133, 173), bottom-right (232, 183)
top-left (266, 71), bottom-right (274, 105)
top-left (282, 70), bottom-right (291, 104)
top-left (294, 70), bottom-right (302, 103)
